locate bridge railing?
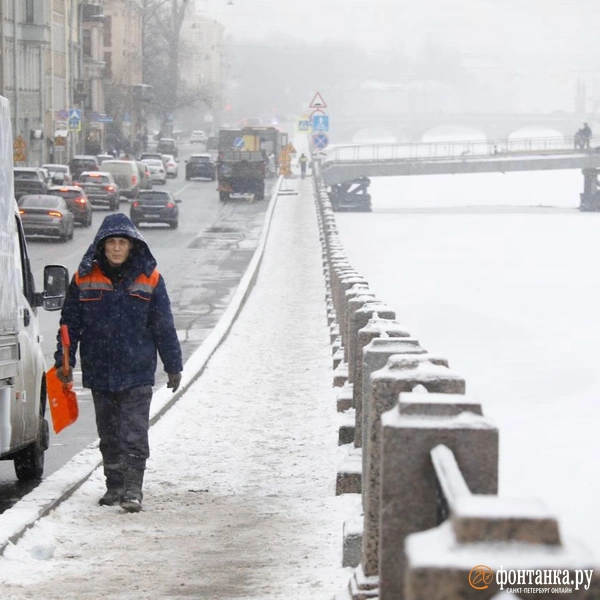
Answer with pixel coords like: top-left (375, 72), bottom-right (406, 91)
top-left (324, 135), bottom-right (600, 163)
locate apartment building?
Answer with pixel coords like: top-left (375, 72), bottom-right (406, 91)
top-left (0, 0), bottom-right (224, 162)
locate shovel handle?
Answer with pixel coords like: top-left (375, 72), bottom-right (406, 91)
top-left (60, 325), bottom-right (70, 373)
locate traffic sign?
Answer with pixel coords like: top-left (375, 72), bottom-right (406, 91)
top-left (312, 115), bottom-right (329, 132)
top-left (309, 92), bottom-right (327, 109)
top-left (68, 117), bottom-right (81, 132)
top-left (68, 108), bottom-right (81, 132)
top-left (233, 137), bottom-right (245, 149)
top-left (297, 118), bottom-right (311, 133)
top-left (312, 134), bottom-right (328, 150)
top-left (14, 135), bottom-right (27, 162)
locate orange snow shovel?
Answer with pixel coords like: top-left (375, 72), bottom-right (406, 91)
top-left (47, 325), bottom-right (79, 434)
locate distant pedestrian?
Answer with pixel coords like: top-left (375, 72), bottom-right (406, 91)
top-left (582, 122), bottom-right (592, 149)
top-left (54, 214), bottom-right (183, 513)
top-left (298, 153), bottom-right (308, 179)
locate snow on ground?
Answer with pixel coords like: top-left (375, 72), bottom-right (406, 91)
top-left (0, 180), bottom-right (352, 599)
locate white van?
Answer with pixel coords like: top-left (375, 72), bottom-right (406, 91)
top-left (0, 95), bottom-right (69, 481)
top-left (100, 160), bottom-right (140, 200)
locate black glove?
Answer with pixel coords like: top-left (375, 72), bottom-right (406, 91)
top-left (56, 365), bottom-right (73, 384)
top-left (167, 372), bottom-right (182, 393)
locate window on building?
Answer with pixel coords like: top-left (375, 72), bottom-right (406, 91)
top-left (103, 16), bottom-right (112, 47)
top-left (25, 0), bottom-right (34, 23)
top-left (83, 29), bottom-right (92, 58)
top-left (104, 51), bottom-right (112, 78)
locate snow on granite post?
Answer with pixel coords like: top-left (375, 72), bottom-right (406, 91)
top-left (354, 319), bottom-right (412, 448)
top-left (347, 301), bottom-right (395, 384)
top-left (331, 266), bottom-right (357, 326)
top-left (379, 394), bottom-right (498, 600)
top-left (404, 448), bottom-right (599, 599)
top-left (363, 357), bottom-right (466, 581)
top-left (338, 279), bottom-right (371, 353)
top-left (359, 337), bottom-right (431, 501)
top-left (333, 285), bottom-right (374, 412)
top-left (343, 289), bottom-right (377, 363)
top-left (334, 295), bottom-right (386, 389)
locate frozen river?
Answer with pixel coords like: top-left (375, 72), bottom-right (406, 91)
top-left (335, 165), bottom-right (600, 560)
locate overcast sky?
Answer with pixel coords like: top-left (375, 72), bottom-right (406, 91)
top-left (196, 0), bottom-right (599, 69)
top-left (192, 0), bottom-right (600, 115)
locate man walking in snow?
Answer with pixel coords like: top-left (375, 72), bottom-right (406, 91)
top-left (54, 213), bottom-right (183, 513)
top-left (298, 153), bottom-right (309, 179)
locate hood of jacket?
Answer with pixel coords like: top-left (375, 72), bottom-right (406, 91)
top-left (77, 213), bottom-right (156, 278)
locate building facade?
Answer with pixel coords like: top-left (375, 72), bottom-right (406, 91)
top-left (179, 6), bottom-right (224, 133)
top-left (0, 0), bottom-right (224, 163)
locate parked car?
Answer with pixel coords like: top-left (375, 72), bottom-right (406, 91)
top-left (136, 161), bottom-right (153, 190)
top-left (139, 152), bottom-right (165, 164)
top-left (190, 130), bottom-right (207, 144)
top-left (161, 154), bottom-right (178, 178)
top-left (18, 194), bottom-right (75, 242)
top-left (96, 153), bottom-right (115, 165)
top-left (47, 185), bottom-right (93, 227)
top-left (38, 167), bottom-right (52, 187)
top-left (42, 163), bottom-right (73, 185)
top-left (13, 168), bottom-right (48, 199)
top-left (99, 160), bottom-right (140, 200)
top-left (77, 171), bottom-right (120, 210)
top-left (130, 190), bottom-right (181, 228)
top-left (142, 158), bottom-right (167, 185)
top-left (185, 154), bottom-right (216, 181)
top-left (156, 137), bottom-right (178, 158)
top-left (70, 155), bottom-right (100, 180)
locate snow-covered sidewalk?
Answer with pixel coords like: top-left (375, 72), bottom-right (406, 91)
top-left (0, 181), bottom-right (351, 599)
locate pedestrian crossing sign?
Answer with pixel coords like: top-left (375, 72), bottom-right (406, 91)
top-left (297, 118), bottom-right (311, 133)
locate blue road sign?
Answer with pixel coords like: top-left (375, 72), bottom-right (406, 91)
top-left (233, 137), bottom-right (245, 149)
top-left (312, 134), bottom-right (329, 150)
top-left (312, 115), bottom-right (329, 132)
top-left (298, 119), bottom-right (311, 133)
top-left (69, 108), bottom-right (81, 121)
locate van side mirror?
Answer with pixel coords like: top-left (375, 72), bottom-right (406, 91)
top-left (42, 265), bottom-right (70, 311)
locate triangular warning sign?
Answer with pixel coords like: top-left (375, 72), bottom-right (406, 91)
top-left (309, 92), bottom-right (327, 109)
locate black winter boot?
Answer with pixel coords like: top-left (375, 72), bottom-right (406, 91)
top-left (120, 468), bottom-right (145, 513)
top-left (99, 463), bottom-right (124, 506)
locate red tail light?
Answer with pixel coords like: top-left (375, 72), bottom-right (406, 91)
top-left (165, 202), bottom-right (175, 208)
top-left (132, 201), bottom-right (139, 208)
top-left (76, 197), bottom-right (86, 205)
top-left (103, 185), bottom-right (115, 192)
top-left (18, 208), bottom-right (25, 215)
top-left (48, 210), bottom-right (63, 218)
top-left (131, 175), bottom-right (138, 185)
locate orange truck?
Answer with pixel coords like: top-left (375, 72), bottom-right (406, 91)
top-left (216, 128), bottom-right (267, 202)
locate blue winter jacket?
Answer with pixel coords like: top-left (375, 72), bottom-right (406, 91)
top-left (54, 213), bottom-right (183, 391)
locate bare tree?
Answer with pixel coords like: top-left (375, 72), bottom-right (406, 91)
top-left (141, 0), bottom-right (212, 132)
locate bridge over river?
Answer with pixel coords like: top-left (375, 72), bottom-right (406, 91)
top-left (319, 135), bottom-right (600, 212)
